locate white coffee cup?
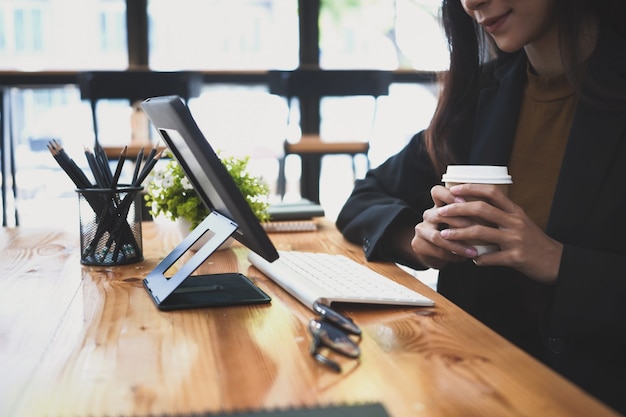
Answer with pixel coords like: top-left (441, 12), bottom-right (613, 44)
top-left (441, 165), bottom-right (512, 255)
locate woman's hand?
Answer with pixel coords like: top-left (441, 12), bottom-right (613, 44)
top-left (434, 183), bottom-right (564, 284)
top-left (411, 185), bottom-right (479, 269)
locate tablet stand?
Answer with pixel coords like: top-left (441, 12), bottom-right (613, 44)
top-left (143, 211), bottom-right (271, 310)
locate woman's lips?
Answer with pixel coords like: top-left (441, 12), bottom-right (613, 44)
top-left (480, 11), bottom-right (511, 33)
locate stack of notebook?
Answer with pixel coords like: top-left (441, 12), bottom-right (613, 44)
top-left (263, 199), bottom-right (325, 232)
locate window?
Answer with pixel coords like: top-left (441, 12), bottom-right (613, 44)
top-left (320, 0), bottom-right (447, 71)
top-left (148, 0), bottom-right (299, 70)
top-left (0, 0), bottom-right (127, 71)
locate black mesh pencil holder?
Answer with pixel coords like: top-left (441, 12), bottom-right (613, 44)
top-left (76, 186), bottom-right (144, 266)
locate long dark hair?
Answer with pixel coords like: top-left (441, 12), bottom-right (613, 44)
top-left (424, 0), bottom-right (626, 175)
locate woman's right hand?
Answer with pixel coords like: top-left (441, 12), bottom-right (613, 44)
top-left (411, 185), bottom-right (479, 269)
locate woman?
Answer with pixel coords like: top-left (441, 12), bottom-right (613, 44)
top-left (336, 0), bottom-right (626, 413)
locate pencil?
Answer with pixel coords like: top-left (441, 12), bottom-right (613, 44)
top-left (140, 142), bottom-right (159, 180)
top-left (48, 143), bottom-right (83, 188)
top-left (48, 140), bottom-right (92, 189)
top-left (133, 149), bottom-right (163, 186)
top-left (131, 146), bottom-right (145, 185)
top-left (111, 146), bottom-right (127, 189)
top-left (94, 143), bottom-right (113, 186)
top-left (84, 147), bottom-right (106, 188)
top-left (144, 142), bottom-right (158, 166)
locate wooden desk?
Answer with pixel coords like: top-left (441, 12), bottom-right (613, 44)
top-left (0, 220), bottom-right (620, 417)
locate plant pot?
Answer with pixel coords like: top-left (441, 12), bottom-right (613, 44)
top-left (176, 218), bottom-right (234, 251)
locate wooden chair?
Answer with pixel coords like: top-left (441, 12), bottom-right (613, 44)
top-left (77, 70), bottom-right (203, 157)
top-left (268, 69), bottom-right (392, 202)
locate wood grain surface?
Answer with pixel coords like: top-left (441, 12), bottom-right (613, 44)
top-left (0, 220), bottom-right (620, 417)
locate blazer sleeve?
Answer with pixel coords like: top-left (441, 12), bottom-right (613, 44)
top-left (335, 131), bottom-right (440, 269)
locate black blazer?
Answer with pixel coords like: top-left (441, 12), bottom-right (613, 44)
top-left (336, 29), bottom-right (626, 413)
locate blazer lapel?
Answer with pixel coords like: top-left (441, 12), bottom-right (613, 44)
top-left (469, 53), bottom-right (527, 165)
top-left (547, 26), bottom-right (626, 241)
top-left (546, 103), bottom-right (626, 241)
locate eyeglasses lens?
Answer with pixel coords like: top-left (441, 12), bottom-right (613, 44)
top-left (308, 303), bottom-right (362, 372)
top-left (313, 301), bottom-right (361, 336)
top-left (309, 319), bottom-right (360, 358)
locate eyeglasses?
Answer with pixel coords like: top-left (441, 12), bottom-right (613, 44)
top-left (308, 301), bottom-right (362, 372)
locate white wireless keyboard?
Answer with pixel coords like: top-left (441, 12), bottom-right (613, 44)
top-left (247, 250), bottom-right (435, 309)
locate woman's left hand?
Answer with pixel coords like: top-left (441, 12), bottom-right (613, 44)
top-left (437, 183), bottom-right (564, 284)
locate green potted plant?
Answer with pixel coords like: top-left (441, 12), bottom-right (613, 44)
top-left (145, 150), bottom-right (271, 238)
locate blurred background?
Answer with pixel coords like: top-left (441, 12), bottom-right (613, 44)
top-left (0, 0), bottom-right (447, 228)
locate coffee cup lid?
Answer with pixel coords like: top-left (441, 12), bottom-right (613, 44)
top-left (442, 165), bottom-right (512, 184)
